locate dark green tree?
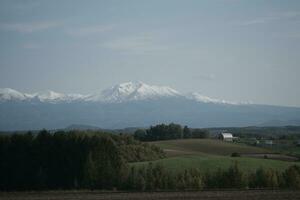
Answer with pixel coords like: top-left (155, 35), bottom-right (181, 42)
top-left (183, 126), bottom-right (191, 138)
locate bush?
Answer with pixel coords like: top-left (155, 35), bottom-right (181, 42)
top-left (231, 152), bottom-right (240, 157)
top-left (283, 165), bottom-right (300, 189)
top-left (203, 162), bottom-right (246, 189)
top-left (248, 167), bottom-right (282, 189)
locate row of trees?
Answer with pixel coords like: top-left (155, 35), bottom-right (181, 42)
top-left (0, 130), bottom-right (164, 190)
top-left (126, 162), bottom-right (300, 190)
top-left (134, 123), bottom-right (209, 141)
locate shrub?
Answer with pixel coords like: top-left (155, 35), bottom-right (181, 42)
top-left (231, 152), bottom-right (240, 157)
top-left (283, 165), bottom-right (300, 189)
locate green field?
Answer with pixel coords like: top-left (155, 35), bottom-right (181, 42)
top-left (132, 139), bottom-right (300, 173)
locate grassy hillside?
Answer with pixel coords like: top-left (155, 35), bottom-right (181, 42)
top-left (151, 139), bottom-right (271, 157)
top-left (133, 154), bottom-right (299, 173)
top-left (132, 139), bottom-right (299, 173)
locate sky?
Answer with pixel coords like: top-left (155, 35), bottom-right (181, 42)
top-left (0, 0), bottom-right (300, 107)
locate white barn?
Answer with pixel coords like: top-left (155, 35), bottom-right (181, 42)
top-left (219, 133), bottom-right (236, 142)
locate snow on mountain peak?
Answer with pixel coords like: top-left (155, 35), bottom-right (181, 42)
top-left (36, 90), bottom-right (66, 101)
top-left (35, 90), bottom-right (86, 102)
top-left (0, 88), bottom-right (86, 103)
top-left (86, 81), bottom-right (181, 103)
top-left (0, 88), bottom-right (27, 101)
top-left (0, 82), bottom-right (248, 105)
top-left (188, 92), bottom-right (243, 105)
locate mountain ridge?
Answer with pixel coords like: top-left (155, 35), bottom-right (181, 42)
top-left (0, 81), bottom-right (244, 105)
top-left (0, 94), bottom-right (299, 131)
top-left (1, 81), bottom-right (300, 131)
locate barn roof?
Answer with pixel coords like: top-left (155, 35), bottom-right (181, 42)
top-left (221, 133), bottom-right (233, 138)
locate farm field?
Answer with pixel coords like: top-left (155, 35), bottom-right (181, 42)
top-left (132, 139), bottom-right (300, 173)
top-left (133, 154), bottom-right (300, 173)
top-left (151, 139), bottom-right (271, 156)
top-left (1, 190), bottom-right (299, 200)
top-left (269, 144), bottom-right (300, 157)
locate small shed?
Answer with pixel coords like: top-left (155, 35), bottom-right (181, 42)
top-left (219, 133), bottom-right (234, 142)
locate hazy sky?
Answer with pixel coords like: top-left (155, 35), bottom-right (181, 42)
top-left (0, 0), bottom-right (300, 106)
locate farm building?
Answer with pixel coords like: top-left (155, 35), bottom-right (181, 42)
top-left (218, 133), bottom-right (237, 142)
top-left (264, 140), bottom-right (273, 145)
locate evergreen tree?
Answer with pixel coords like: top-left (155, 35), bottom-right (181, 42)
top-left (183, 126), bottom-right (191, 138)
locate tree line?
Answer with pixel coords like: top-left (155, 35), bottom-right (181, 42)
top-left (0, 130), bottom-right (164, 190)
top-left (127, 162), bottom-right (300, 190)
top-left (134, 123), bottom-right (209, 141)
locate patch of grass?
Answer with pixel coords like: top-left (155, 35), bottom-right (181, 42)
top-left (270, 145), bottom-right (300, 157)
top-left (132, 154), bottom-right (300, 173)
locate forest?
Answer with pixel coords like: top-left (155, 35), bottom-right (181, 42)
top-left (0, 130), bottom-right (163, 190)
top-left (0, 128), bottom-right (300, 191)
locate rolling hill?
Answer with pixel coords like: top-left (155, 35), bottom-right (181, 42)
top-left (132, 139), bottom-right (300, 173)
top-left (151, 139), bottom-right (271, 156)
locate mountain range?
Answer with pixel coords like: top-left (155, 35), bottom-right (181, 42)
top-left (0, 81), bottom-right (236, 104)
top-left (0, 81), bottom-right (300, 131)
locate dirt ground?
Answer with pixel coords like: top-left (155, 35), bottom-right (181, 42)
top-left (0, 190), bottom-right (299, 200)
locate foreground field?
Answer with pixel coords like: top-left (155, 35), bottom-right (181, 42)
top-left (134, 139), bottom-right (300, 173)
top-left (1, 190), bottom-right (299, 200)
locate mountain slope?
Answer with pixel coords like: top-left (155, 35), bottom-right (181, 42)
top-left (0, 88), bottom-right (28, 101)
top-left (0, 82), bottom-right (182, 103)
top-left (0, 82), bottom-right (300, 131)
top-left (85, 81), bottom-right (181, 103)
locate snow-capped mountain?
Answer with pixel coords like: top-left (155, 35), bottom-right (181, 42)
top-left (86, 81), bottom-right (181, 103)
top-left (0, 88), bottom-right (86, 103)
top-left (35, 90), bottom-right (86, 103)
top-left (188, 92), bottom-right (240, 105)
top-left (1, 81), bottom-right (300, 131)
top-left (0, 88), bottom-right (28, 101)
top-left (35, 90), bottom-right (67, 102)
top-left (0, 81), bottom-right (237, 104)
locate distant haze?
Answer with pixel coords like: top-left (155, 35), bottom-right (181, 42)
top-left (0, 0), bottom-right (300, 106)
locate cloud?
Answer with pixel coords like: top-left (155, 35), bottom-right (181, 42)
top-left (285, 32), bottom-right (300, 39)
top-left (23, 43), bottom-right (40, 49)
top-left (66, 25), bottom-right (114, 37)
top-left (7, 1), bottom-right (41, 13)
top-left (237, 11), bottom-right (300, 26)
top-left (0, 21), bottom-right (61, 33)
top-left (272, 30), bottom-right (300, 39)
top-left (193, 73), bottom-right (216, 81)
top-left (103, 34), bottom-right (168, 54)
top-left (239, 17), bottom-right (278, 26)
